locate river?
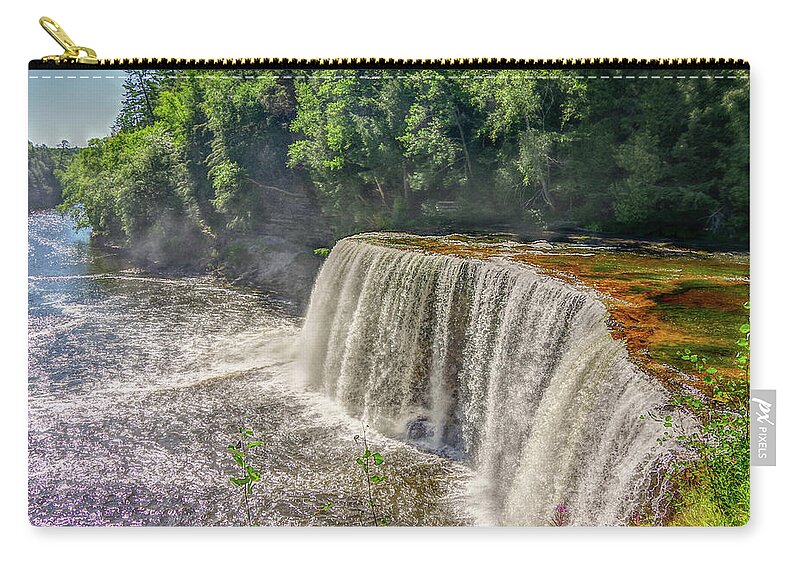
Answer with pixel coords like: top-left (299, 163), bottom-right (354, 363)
top-left (28, 211), bottom-right (473, 526)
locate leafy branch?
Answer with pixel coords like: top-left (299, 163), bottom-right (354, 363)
top-left (354, 425), bottom-right (387, 526)
top-left (227, 426), bottom-right (264, 526)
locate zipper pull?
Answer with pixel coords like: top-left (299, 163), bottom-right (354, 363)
top-left (39, 16), bottom-right (98, 64)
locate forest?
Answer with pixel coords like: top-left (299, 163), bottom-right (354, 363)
top-left (51, 69), bottom-right (749, 270)
top-left (28, 141), bottom-right (75, 209)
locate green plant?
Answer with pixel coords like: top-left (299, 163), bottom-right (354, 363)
top-left (227, 426), bottom-right (264, 526)
top-left (312, 501), bottom-right (334, 516)
top-left (353, 425), bottom-right (388, 526)
top-left (658, 301), bottom-right (750, 526)
top-left (313, 247), bottom-right (331, 257)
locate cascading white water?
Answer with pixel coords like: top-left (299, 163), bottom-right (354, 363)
top-left (299, 235), bottom-right (685, 526)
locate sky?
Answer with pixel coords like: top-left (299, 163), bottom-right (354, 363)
top-left (28, 70), bottom-right (127, 147)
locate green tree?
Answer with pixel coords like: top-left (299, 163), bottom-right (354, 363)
top-left (289, 70), bottom-right (414, 232)
top-left (465, 71), bottom-right (585, 212)
top-left (58, 136), bottom-right (124, 235)
top-left (115, 70), bottom-right (168, 133)
top-left (28, 142), bottom-right (62, 209)
top-left (59, 68), bottom-right (750, 259)
top-left (200, 71), bottom-right (295, 230)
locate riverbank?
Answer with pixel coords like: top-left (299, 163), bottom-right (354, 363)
top-left (64, 222), bottom-right (327, 314)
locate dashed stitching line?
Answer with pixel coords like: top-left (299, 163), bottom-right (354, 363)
top-left (29, 74), bottom-right (746, 80)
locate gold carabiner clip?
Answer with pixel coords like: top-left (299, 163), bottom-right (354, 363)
top-left (39, 16), bottom-right (98, 64)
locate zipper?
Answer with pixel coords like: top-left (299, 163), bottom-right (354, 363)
top-left (32, 16), bottom-right (749, 70)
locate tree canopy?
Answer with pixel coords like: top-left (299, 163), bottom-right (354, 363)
top-left (28, 141), bottom-right (76, 209)
top-left (56, 69), bottom-right (749, 250)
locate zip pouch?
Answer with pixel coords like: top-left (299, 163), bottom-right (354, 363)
top-left (28, 17), bottom-right (751, 527)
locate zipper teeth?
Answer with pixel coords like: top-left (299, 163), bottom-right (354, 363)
top-left (30, 57), bottom-right (750, 69)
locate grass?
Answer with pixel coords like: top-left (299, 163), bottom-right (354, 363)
top-left (669, 473), bottom-right (750, 527)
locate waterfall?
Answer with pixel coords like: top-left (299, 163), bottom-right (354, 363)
top-left (298, 235), bottom-right (685, 525)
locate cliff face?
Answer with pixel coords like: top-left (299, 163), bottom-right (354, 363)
top-left (214, 185), bottom-right (333, 309)
top-left (116, 183), bottom-right (332, 311)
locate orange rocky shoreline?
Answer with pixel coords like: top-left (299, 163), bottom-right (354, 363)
top-left (362, 232), bottom-right (750, 393)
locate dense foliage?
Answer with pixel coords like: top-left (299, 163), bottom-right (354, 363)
top-left (28, 141), bottom-right (75, 209)
top-left (57, 69), bottom-right (749, 254)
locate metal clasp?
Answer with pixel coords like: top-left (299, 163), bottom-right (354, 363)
top-left (40, 16), bottom-right (98, 64)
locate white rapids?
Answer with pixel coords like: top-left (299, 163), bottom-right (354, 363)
top-left (298, 235), bottom-right (686, 526)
